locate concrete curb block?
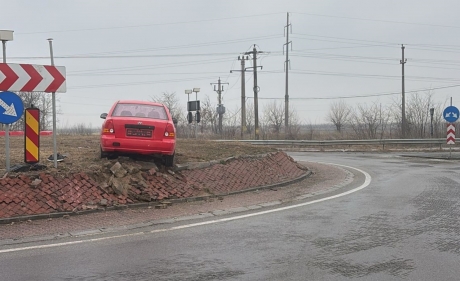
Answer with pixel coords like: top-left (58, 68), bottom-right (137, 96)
top-left (0, 167), bottom-right (311, 225)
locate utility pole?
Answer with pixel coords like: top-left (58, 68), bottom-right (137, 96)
top-left (245, 45), bottom-right (263, 140)
top-left (211, 78), bottom-right (228, 136)
top-left (284, 12), bottom-right (292, 138)
top-left (400, 44), bottom-right (407, 138)
top-left (230, 55), bottom-right (250, 139)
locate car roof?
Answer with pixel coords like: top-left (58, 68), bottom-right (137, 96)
top-left (116, 100), bottom-right (164, 107)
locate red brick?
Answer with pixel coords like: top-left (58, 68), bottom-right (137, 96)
top-left (46, 200), bottom-right (57, 209)
top-left (62, 203), bottom-right (71, 210)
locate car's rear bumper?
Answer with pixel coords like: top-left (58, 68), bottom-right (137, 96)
top-left (101, 135), bottom-right (175, 155)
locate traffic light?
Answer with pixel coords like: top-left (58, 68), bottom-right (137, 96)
top-left (187, 111), bottom-right (193, 124)
top-left (196, 111), bottom-right (201, 123)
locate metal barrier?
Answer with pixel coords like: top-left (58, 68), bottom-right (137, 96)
top-left (217, 138), bottom-right (448, 149)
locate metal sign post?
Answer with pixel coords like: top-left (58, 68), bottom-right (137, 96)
top-left (192, 88), bottom-right (200, 139)
top-left (443, 100), bottom-right (458, 159)
top-left (1, 30), bottom-right (13, 172)
top-left (47, 38), bottom-right (58, 168)
top-left (185, 89), bottom-right (192, 138)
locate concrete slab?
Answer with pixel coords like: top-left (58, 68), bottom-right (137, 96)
top-left (69, 229), bottom-right (102, 237)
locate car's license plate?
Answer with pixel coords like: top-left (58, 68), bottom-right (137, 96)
top-left (126, 128), bottom-right (152, 137)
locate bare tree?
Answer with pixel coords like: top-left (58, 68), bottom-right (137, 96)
top-left (245, 101), bottom-right (254, 137)
top-left (286, 106), bottom-right (302, 139)
top-left (431, 102), bottom-right (445, 138)
top-left (388, 98), bottom-right (402, 138)
top-left (406, 91), bottom-right (436, 138)
top-left (306, 121), bottom-right (316, 140)
top-left (328, 100), bottom-right (351, 133)
top-left (263, 101), bottom-right (284, 138)
top-left (8, 92), bottom-right (54, 131)
top-left (389, 91), bottom-right (443, 138)
top-left (200, 95), bottom-right (218, 135)
top-left (151, 91), bottom-right (182, 124)
top-left (348, 102), bottom-right (385, 139)
top-left (222, 107), bottom-right (240, 139)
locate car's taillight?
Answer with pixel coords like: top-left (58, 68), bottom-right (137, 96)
top-left (164, 123), bottom-right (175, 138)
top-left (103, 120), bottom-right (115, 134)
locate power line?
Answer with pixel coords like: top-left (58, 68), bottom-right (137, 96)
top-left (68, 58), bottom-right (235, 75)
top-left (39, 34), bottom-right (282, 58)
top-left (4, 34), bottom-right (283, 61)
top-left (68, 75), bottom-right (219, 90)
top-left (70, 71), bottom-right (230, 77)
top-left (8, 52), bottom-right (242, 60)
top-left (292, 12), bottom-right (460, 29)
top-left (246, 84), bottom-right (460, 100)
top-left (288, 53), bottom-right (460, 70)
top-left (17, 13), bottom-right (284, 35)
top-left (292, 32), bottom-right (460, 52)
top-left (258, 69), bottom-right (460, 83)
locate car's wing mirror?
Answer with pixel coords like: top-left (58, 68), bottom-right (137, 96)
top-left (100, 113), bottom-right (108, 119)
top-left (172, 118), bottom-right (178, 125)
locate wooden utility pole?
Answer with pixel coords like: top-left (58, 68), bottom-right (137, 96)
top-left (211, 78), bottom-right (228, 136)
top-left (245, 45), bottom-right (263, 140)
top-left (240, 57), bottom-right (246, 139)
top-left (230, 55), bottom-right (250, 139)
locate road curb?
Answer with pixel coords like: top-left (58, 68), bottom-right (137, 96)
top-left (400, 154), bottom-right (460, 160)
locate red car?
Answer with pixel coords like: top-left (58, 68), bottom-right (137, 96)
top-left (100, 100), bottom-right (176, 166)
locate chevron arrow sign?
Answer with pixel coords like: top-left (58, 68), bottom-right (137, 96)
top-left (0, 63), bottom-right (66, 93)
top-left (447, 123), bottom-right (455, 145)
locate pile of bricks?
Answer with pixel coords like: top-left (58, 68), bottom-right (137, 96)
top-left (0, 152), bottom-right (307, 220)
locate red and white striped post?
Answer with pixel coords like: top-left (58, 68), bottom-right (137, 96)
top-left (447, 123), bottom-right (455, 145)
top-left (447, 123), bottom-right (456, 158)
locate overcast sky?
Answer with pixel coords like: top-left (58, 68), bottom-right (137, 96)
top-left (2, 0), bottom-right (460, 128)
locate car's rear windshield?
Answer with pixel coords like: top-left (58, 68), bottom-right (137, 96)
top-left (112, 103), bottom-right (168, 120)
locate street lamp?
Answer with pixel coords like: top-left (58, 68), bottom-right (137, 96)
top-left (0, 30), bottom-right (14, 172)
top-left (193, 88), bottom-right (200, 102)
top-left (0, 31), bottom-right (13, 56)
top-left (185, 89), bottom-right (192, 102)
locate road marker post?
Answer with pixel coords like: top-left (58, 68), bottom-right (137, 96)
top-left (24, 107), bottom-right (40, 164)
top-left (444, 102), bottom-right (458, 158)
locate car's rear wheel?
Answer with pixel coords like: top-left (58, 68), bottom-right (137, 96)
top-left (100, 146), bottom-right (109, 159)
top-left (164, 153), bottom-right (175, 167)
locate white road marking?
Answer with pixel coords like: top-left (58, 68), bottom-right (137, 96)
top-left (0, 163), bottom-right (371, 254)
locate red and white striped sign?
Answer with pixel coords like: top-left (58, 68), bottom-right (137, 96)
top-left (447, 123), bottom-right (455, 145)
top-left (0, 63), bottom-right (66, 93)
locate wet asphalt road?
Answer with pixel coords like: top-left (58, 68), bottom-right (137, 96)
top-left (1, 152), bottom-right (460, 280)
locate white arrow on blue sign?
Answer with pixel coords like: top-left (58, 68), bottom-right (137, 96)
top-left (443, 105), bottom-right (459, 123)
top-left (0, 91), bottom-right (24, 124)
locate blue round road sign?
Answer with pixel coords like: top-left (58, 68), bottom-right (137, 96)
top-left (443, 106), bottom-right (459, 123)
top-left (0, 91), bottom-right (24, 124)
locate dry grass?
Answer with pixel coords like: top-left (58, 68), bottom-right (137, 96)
top-left (0, 135), bottom-right (278, 174)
